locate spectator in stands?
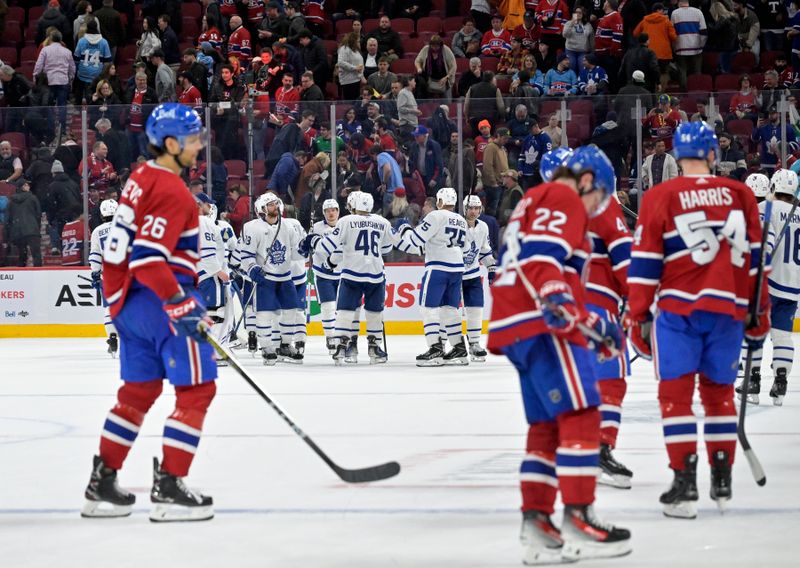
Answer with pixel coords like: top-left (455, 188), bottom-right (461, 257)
top-left (620, 0), bottom-right (647, 48)
top-left (0, 142), bottom-right (23, 186)
top-left (94, 118), bottom-right (127, 175)
top-left (136, 16), bottom-right (161, 61)
top-left (25, 148), bottom-right (53, 203)
top-left (347, 132), bottom-right (374, 173)
top-left (221, 184), bottom-right (250, 236)
top-left (474, 120), bottom-right (492, 169)
top-left (772, 54), bottom-right (796, 89)
top-left (497, 36), bottom-right (528, 77)
top-left (336, 108), bottom-right (363, 143)
top-left (534, 40), bottom-right (557, 73)
top-left (670, 96), bottom-right (689, 123)
top-left (266, 109), bottom-right (316, 174)
top-left (716, 132), bottom-right (747, 180)
top-left (157, 14), bottom-right (180, 67)
top-left (284, 2), bottom-right (306, 44)
top-left (33, 30), bottom-right (74, 136)
top-left (7, 178), bottom-right (42, 267)
top-left (482, 127), bottom-right (510, 217)
top-left (398, 0), bottom-right (431, 20)
top-left (208, 146), bottom-right (228, 210)
top-left (562, 6), bottom-right (595, 72)
top-left (536, 0), bottom-right (570, 51)
top-left (313, 123), bottom-right (346, 156)
top-left (23, 73), bottom-right (54, 147)
top-left (367, 16), bottom-right (404, 62)
top-left (299, 70), bottom-right (325, 119)
top-left (464, 72), bottom-right (505, 134)
top-left (80, 141), bottom-right (118, 193)
top-left (149, 49), bottom-right (176, 102)
top-left (732, 1), bottom-right (761, 60)
top-left (542, 113), bottom-right (563, 148)
top-left (385, 187), bottom-right (419, 228)
top-left (183, 49), bottom-right (209, 101)
top-left (702, 4), bottom-right (737, 75)
top-left (577, 53), bottom-right (608, 96)
top-left (756, 0), bottom-right (787, 52)
top-left (373, 119), bottom-right (397, 156)
top-left (619, 33), bottom-right (659, 93)
top-left (361, 102), bottom-right (383, 137)
top-left (752, 106), bottom-right (797, 173)
top-left (517, 118), bottom-right (551, 188)
top-left (211, 63), bottom-right (246, 159)
top-left (370, 146), bottom-right (405, 210)
top-left (506, 105), bottom-right (534, 164)
top-left (94, 0), bottom-right (125, 60)
top-left (497, 169), bottom-right (523, 226)
top-left (37, 1), bottom-right (71, 47)
top-left (198, 12), bottom-right (224, 54)
top-left (641, 139), bottom-right (678, 189)
top-left (760, 70), bottom-right (790, 114)
top-left (393, 75), bottom-right (421, 138)
top-left (53, 133), bottom-right (83, 185)
top-left (458, 57), bottom-right (483, 98)
top-left (595, 0), bottom-right (624, 90)
top-left (728, 74), bottom-right (759, 122)
top-left (259, 1), bottom-right (289, 43)
top-left (332, 0), bottom-right (362, 22)
top-left (73, 1), bottom-right (96, 43)
top-left (414, 35), bottom-right (457, 102)
top-left (643, 94), bottom-right (681, 149)
top-left (633, 3), bottom-right (676, 92)
top-left (514, 11), bottom-right (541, 53)
top-left (178, 72), bottom-right (204, 112)
top-left (299, 29), bottom-right (330, 92)
top-left (452, 17), bottom-right (483, 59)
top-left (337, 32), bottom-right (366, 102)
top-left (125, 72), bottom-right (157, 162)
top-left (591, 110), bottom-right (627, 181)
top-left (671, 0), bottom-right (707, 90)
top-left (543, 54), bottom-right (577, 96)
top-left (44, 159), bottom-right (76, 253)
top-left (89, 80), bottom-right (123, 128)
top-left (267, 150), bottom-right (306, 200)
top-left (271, 72), bottom-right (301, 125)
top-left (334, 150), bottom-right (357, 202)
top-left (354, 86), bottom-right (375, 119)
top-left (74, 20), bottom-right (111, 103)
top-left (357, 37), bottom-right (378, 78)
top-left (296, 151), bottom-right (331, 210)
top-left (426, 105), bottom-right (457, 152)
top-left (690, 98), bottom-right (722, 125)
top-left (513, 55), bottom-right (545, 94)
top-left (481, 14), bottom-right (511, 57)
top-left (367, 57), bottom-right (397, 99)
top-left (228, 15), bottom-right (253, 66)
top-left (90, 63), bottom-right (124, 101)
top-left (789, 3), bottom-right (800, 73)
top-left (407, 126), bottom-right (444, 196)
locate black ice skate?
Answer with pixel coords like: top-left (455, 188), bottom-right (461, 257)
top-left (519, 510), bottom-right (566, 565)
top-left (326, 337), bottom-right (337, 355)
top-left (561, 505), bottom-right (632, 561)
top-left (81, 455), bottom-right (135, 518)
top-left (442, 338), bottom-right (469, 366)
top-left (294, 341), bottom-right (305, 355)
top-left (598, 444), bottom-right (633, 489)
top-left (332, 338), bottom-right (347, 366)
top-left (367, 335), bottom-right (388, 364)
top-left (660, 453), bottom-right (699, 519)
top-left (248, 331), bottom-right (258, 355)
top-left (710, 450), bottom-right (732, 510)
top-left (468, 342), bottom-right (487, 362)
top-left (736, 368), bottom-right (761, 405)
top-left (149, 458), bottom-right (213, 522)
top-left (416, 341), bottom-right (445, 367)
top-left (770, 368), bottom-right (788, 406)
top-left (106, 333), bottom-right (118, 358)
top-left (345, 337), bottom-right (359, 364)
top-left (278, 343), bottom-right (303, 364)
top-left (262, 348), bottom-right (278, 366)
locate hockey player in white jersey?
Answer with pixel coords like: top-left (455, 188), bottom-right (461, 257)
top-left (745, 173), bottom-right (770, 204)
top-left (279, 198), bottom-right (308, 363)
top-left (197, 193), bottom-right (230, 340)
top-left (397, 187), bottom-right (471, 366)
top-left (738, 169), bottom-right (800, 405)
top-left (235, 194), bottom-right (268, 353)
top-left (89, 198), bottom-right (119, 357)
top-left (318, 192), bottom-right (393, 364)
top-left (462, 195), bottom-right (496, 361)
top-left (305, 199), bottom-right (342, 353)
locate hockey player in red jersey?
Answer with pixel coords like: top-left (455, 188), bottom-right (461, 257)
top-left (82, 103), bottom-right (218, 522)
top-left (627, 122), bottom-right (770, 519)
top-left (489, 146), bottom-right (631, 564)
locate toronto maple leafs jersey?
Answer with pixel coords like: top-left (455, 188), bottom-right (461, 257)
top-left (283, 216), bottom-right (308, 286)
top-left (397, 210), bottom-right (470, 273)
top-left (198, 214), bottom-right (223, 283)
top-left (89, 221), bottom-right (112, 272)
top-left (240, 217), bottom-right (303, 282)
top-left (217, 219), bottom-right (237, 262)
top-left (321, 214), bottom-right (397, 284)
top-left (311, 219), bottom-right (342, 279)
top-left (463, 219), bottom-right (495, 280)
top-left (764, 199), bottom-right (800, 301)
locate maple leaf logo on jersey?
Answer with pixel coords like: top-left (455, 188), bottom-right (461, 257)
top-left (524, 145), bottom-right (539, 165)
top-left (464, 241), bottom-right (479, 267)
top-left (269, 239), bottom-right (287, 265)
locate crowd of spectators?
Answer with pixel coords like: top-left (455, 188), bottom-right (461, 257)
top-left (1, 0), bottom-right (800, 267)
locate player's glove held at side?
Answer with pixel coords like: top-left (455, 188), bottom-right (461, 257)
top-left (745, 311), bottom-right (770, 349)
top-left (539, 281), bottom-right (580, 335)
top-left (164, 292), bottom-right (209, 342)
top-left (625, 315), bottom-right (653, 361)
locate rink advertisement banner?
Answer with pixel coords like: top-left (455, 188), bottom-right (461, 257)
top-left (0, 266), bottom-right (492, 338)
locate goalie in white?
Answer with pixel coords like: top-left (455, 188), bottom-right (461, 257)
top-left (197, 193), bottom-right (230, 351)
top-left (89, 198), bottom-right (119, 357)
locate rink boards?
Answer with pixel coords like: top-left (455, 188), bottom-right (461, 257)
top-left (0, 266), bottom-right (492, 338)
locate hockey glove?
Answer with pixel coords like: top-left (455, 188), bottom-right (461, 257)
top-left (539, 281), bottom-right (581, 335)
top-left (745, 311), bottom-right (770, 349)
top-left (584, 312), bottom-right (622, 361)
top-left (248, 265), bottom-right (269, 286)
top-left (625, 314), bottom-right (653, 361)
top-left (164, 292), bottom-right (208, 342)
top-left (90, 270), bottom-right (102, 291)
top-left (487, 266), bottom-right (497, 284)
top-left (321, 256), bottom-right (338, 273)
top-left (299, 233), bottom-right (321, 257)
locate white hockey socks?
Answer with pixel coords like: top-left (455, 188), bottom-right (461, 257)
top-left (291, 308), bottom-right (308, 343)
top-left (334, 310), bottom-right (356, 340)
top-left (465, 306), bottom-right (483, 344)
top-left (441, 306), bottom-right (464, 347)
top-left (103, 307), bottom-right (116, 337)
top-left (421, 307), bottom-right (440, 347)
top-left (256, 311), bottom-right (280, 351)
top-left (365, 310), bottom-right (384, 342)
top-left (321, 301), bottom-right (336, 338)
top-left (771, 328), bottom-right (794, 375)
top-left (350, 307), bottom-right (362, 340)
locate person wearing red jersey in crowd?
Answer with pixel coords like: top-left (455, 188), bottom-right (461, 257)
top-left (80, 141), bottom-right (118, 193)
top-left (474, 120), bottom-right (492, 169)
top-left (627, 122), bottom-right (769, 519)
top-left (373, 119), bottom-right (397, 157)
top-left (488, 146), bottom-right (631, 564)
top-left (61, 207), bottom-right (85, 266)
top-left (514, 10), bottom-right (542, 52)
top-left (536, 0), bottom-right (570, 51)
top-left (227, 15), bottom-right (252, 67)
top-left (728, 74), bottom-right (760, 121)
top-left (642, 94), bottom-right (682, 150)
top-left (303, 0), bottom-right (326, 37)
top-left (178, 72), bottom-right (203, 113)
top-left (125, 72), bottom-right (158, 162)
top-left (198, 13), bottom-right (224, 54)
top-left (80, 104), bottom-right (217, 522)
top-left (221, 184), bottom-right (251, 236)
top-left (594, 0), bottom-right (624, 90)
top-left (243, 0), bottom-right (265, 28)
top-left (481, 14), bottom-right (512, 57)
top-left (270, 72), bottom-right (300, 126)
top-left (219, 0), bottom-right (239, 25)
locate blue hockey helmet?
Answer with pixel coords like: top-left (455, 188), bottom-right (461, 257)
top-left (145, 103), bottom-right (203, 149)
top-left (565, 145), bottom-right (616, 216)
top-left (672, 121), bottom-right (719, 162)
top-left (539, 147), bottom-right (573, 182)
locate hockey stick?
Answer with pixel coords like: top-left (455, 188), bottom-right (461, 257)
top-left (620, 203), bottom-right (639, 220)
top-left (382, 321), bottom-right (388, 356)
top-left (200, 324), bottom-right (401, 483)
top-left (230, 279), bottom-right (256, 341)
top-left (737, 198), bottom-right (772, 487)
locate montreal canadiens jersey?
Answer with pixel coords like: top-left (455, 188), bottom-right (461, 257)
top-left (586, 198), bottom-right (632, 312)
top-left (89, 221), bottom-right (112, 273)
top-left (464, 219), bottom-right (495, 280)
top-left (628, 174), bottom-right (765, 322)
top-left (321, 213), bottom-right (397, 284)
top-left (397, 209), bottom-right (470, 272)
top-left (102, 161), bottom-right (200, 316)
top-left (240, 217), bottom-right (302, 282)
top-left (764, 199), bottom-right (800, 301)
top-left (283, 216), bottom-right (308, 286)
top-left (198, 214), bottom-right (223, 283)
top-left (488, 182), bottom-right (592, 352)
top-left (311, 219), bottom-right (342, 279)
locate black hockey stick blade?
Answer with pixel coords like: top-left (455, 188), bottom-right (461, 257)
top-left (333, 461), bottom-right (401, 483)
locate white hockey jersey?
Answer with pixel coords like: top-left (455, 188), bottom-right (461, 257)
top-left (463, 219), bottom-right (495, 280)
top-left (240, 217), bottom-right (303, 282)
top-left (217, 219), bottom-right (237, 261)
top-left (283, 216), bottom-right (308, 286)
top-left (397, 209), bottom-right (470, 272)
top-left (198, 215), bottom-right (223, 283)
top-left (765, 199), bottom-right (800, 300)
top-left (321, 213), bottom-right (397, 284)
top-left (88, 221), bottom-right (112, 272)
top-left (311, 218), bottom-right (342, 279)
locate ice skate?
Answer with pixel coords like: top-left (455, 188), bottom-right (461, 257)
top-left (247, 331), bottom-right (258, 355)
top-left (736, 368), bottom-right (760, 405)
top-left (468, 342), bottom-right (487, 362)
top-left (149, 458), bottom-right (213, 522)
top-left (442, 338), bottom-right (469, 366)
top-left (326, 337), bottom-right (337, 355)
top-left (598, 444), bottom-right (633, 489)
top-left (106, 333), bottom-right (118, 358)
top-left (416, 341), bottom-right (445, 367)
top-left (332, 338), bottom-right (347, 366)
top-left (262, 349), bottom-right (277, 366)
top-left (561, 505), bottom-right (631, 561)
top-left (367, 335), bottom-right (388, 364)
top-left (294, 341), bottom-right (305, 356)
top-left (345, 337), bottom-right (359, 364)
top-left (278, 343), bottom-right (303, 364)
top-left (709, 450), bottom-right (732, 510)
top-left (660, 453), bottom-right (699, 519)
top-left (770, 369), bottom-right (788, 406)
top-left (81, 455), bottom-right (135, 518)
top-left (519, 510), bottom-right (569, 565)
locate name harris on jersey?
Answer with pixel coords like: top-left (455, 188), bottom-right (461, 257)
top-left (677, 187), bottom-right (734, 210)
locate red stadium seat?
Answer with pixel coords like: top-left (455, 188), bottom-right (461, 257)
top-left (678, 94), bottom-right (698, 114)
top-left (539, 100), bottom-right (562, 118)
top-left (0, 47), bottom-right (18, 67)
top-left (759, 51), bottom-right (783, 72)
top-left (393, 18), bottom-right (415, 34)
top-left (731, 52), bottom-right (756, 74)
top-left (363, 19), bottom-right (380, 33)
top-left (750, 72), bottom-right (765, 88)
top-left (0, 181), bottom-right (15, 197)
top-left (390, 58), bottom-right (417, 75)
top-left (252, 160), bottom-right (266, 179)
top-left (482, 57), bottom-right (499, 72)
top-left (117, 44), bottom-right (138, 63)
top-left (727, 119), bottom-right (755, 138)
top-left (24, 26), bottom-right (36, 45)
top-left (455, 58), bottom-right (470, 73)
top-left (20, 45), bottom-right (38, 64)
top-left (416, 17), bottom-right (442, 36)
top-left (404, 37), bottom-right (429, 53)
top-left (495, 77), bottom-right (511, 94)
top-left (182, 19), bottom-right (200, 41)
top-left (568, 99), bottom-right (594, 118)
top-left (566, 121), bottom-right (589, 146)
top-left (444, 17), bottom-right (464, 33)
top-left (224, 160), bottom-right (247, 179)
top-left (686, 74), bottom-right (712, 92)
top-left (714, 73), bottom-right (740, 92)
top-left (415, 31), bottom-right (438, 42)
top-left (28, 6), bottom-right (45, 23)
top-left (6, 6), bottom-right (25, 24)
top-left (0, 25), bottom-right (22, 47)
top-left (335, 19), bottom-right (353, 36)
top-left (701, 52), bottom-right (719, 74)
top-left (182, 2), bottom-right (202, 20)
top-left (17, 62), bottom-right (35, 80)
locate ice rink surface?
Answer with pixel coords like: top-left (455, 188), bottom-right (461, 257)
top-left (1, 336), bottom-right (799, 568)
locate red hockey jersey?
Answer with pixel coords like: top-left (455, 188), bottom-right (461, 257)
top-left (227, 25), bottom-right (252, 64)
top-left (61, 220), bottom-right (85, 266)
top-left (488, 182), bottom-right (592, 352)
top-left (102, 161), bottom-right (200, 317)
top-left (628, 174), bottom-right (766, 322)
top-left (586, 198), bottom-right (631, 313)
top-left (594, 10), bottom-right (623, 56)
top-left (535, 0), bottom-right (570, 36)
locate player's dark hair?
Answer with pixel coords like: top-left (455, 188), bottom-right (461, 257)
top-left (551, 166), bottom-right (577, 182)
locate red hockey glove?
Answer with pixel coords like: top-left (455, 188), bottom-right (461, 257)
top-left (745, 311), bottom-right (770, 349)
top-left (625, 315), bottom-right (653, 361)
top-left (539, 281), bottom-right (581, 336)
top-left (164, 292), bottom-right (209, 342)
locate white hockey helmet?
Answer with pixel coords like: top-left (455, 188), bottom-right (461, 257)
top-left (206, 203), bottom-right (218, 221)
top-left (322, 198), bottom-right (339, 211)
top-left (354, 192), bottom-right (374, 213)
top-left (346, 190), bottom-right (362, 213)
top-left (745, 173), bottom-right (770, 198)
top-left (436, 187), bottom-right (458, 208)
top-left (463, 194), bottom-right (483, 215)
top-left (771, 169), bottom-right (799, 197)
top-left (100, 199), bottom-right (118, 218)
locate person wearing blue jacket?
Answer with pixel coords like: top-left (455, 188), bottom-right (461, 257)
top-left (267, 151), bottom-right (306, 201)
top-left (517, 120), bottom-right (553, 189)
top-left (577, 54), bottom-right (609, 95)
top-left (752, 107), bottom-right (797, 173)
top-left (407, 126), bottom-right (444, 196)
top-left (543, 54), bottom-right (578, 96)
top-left (73, 20), bottom-right (112, 102)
